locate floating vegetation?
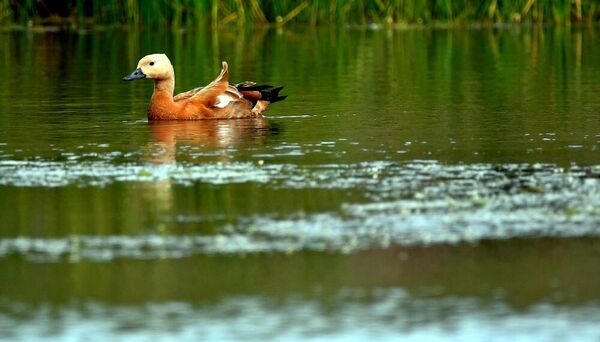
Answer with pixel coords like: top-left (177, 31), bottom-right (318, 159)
top-left (2, 293), bottom-right (600, 341)
top-left (1, 159), bottom-right (599, 194)
top-left (2, 160), bottom-right (600, 261)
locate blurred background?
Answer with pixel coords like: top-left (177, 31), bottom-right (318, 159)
top-left (0, 0), bottom-right (598, 28)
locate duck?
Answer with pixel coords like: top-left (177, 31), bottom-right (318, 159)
top-left (123, 54), bottom-right (286, 120)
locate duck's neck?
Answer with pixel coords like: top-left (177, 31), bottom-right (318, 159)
top-left (153, 77), bottom-right (175, 98)
top-left (148, 76), bottom-right (178, 120)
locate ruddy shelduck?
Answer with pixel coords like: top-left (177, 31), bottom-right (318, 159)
top-left (123, 54), bottom-right (286, 120)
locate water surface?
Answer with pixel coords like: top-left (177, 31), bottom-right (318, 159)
top-left (1, 26), bottom-right (600, 340)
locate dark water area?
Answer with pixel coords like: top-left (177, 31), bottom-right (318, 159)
top-left (1, 27), bottom-right (600, 340)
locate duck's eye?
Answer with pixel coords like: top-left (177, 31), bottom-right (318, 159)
top-left (149, 62), bottom-right (155, 66)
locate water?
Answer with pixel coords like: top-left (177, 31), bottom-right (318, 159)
top-left (1, 26), bottom-right (600, 340)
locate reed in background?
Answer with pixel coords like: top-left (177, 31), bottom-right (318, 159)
top-left (0, 0), bottom-right (598, 28)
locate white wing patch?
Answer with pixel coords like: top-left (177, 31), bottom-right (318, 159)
top-left (214, 94), bottom-right (234, 108)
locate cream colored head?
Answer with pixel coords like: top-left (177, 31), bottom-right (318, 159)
top-left (138, 54), bottom-right (174, 79)
top-left (123, 53), bottom-right (174, 81)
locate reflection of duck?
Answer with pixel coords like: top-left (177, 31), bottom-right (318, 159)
top-left (149, 119), bottom-right (277, 164)
top-left (123, 54), bottom-right (286, 120)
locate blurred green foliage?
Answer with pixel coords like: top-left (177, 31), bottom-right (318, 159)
top-left (0, 0), bottom-right (599, 28)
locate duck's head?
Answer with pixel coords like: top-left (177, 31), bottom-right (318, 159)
top-left (123, 54), bottom-right (174, 81)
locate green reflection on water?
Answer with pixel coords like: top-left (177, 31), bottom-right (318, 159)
top-left (1, 238), bottom-right (598, 307)
top-left (0, 27), bottom-right (599, 164)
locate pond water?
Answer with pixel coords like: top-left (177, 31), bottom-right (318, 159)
top-left (1, 26), bottom-right (600, 340)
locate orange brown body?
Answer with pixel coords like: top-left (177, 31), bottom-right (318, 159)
top-left (123, 54), bottom-right (285, 120)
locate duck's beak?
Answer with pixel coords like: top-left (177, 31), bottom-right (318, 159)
top-left (122, 68), bottom-right (146, 81)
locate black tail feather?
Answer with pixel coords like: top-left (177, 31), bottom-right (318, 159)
top-left (259, 86), bottom-right (287, 103)
top-left (232, 82), bottom-right (287, 103)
